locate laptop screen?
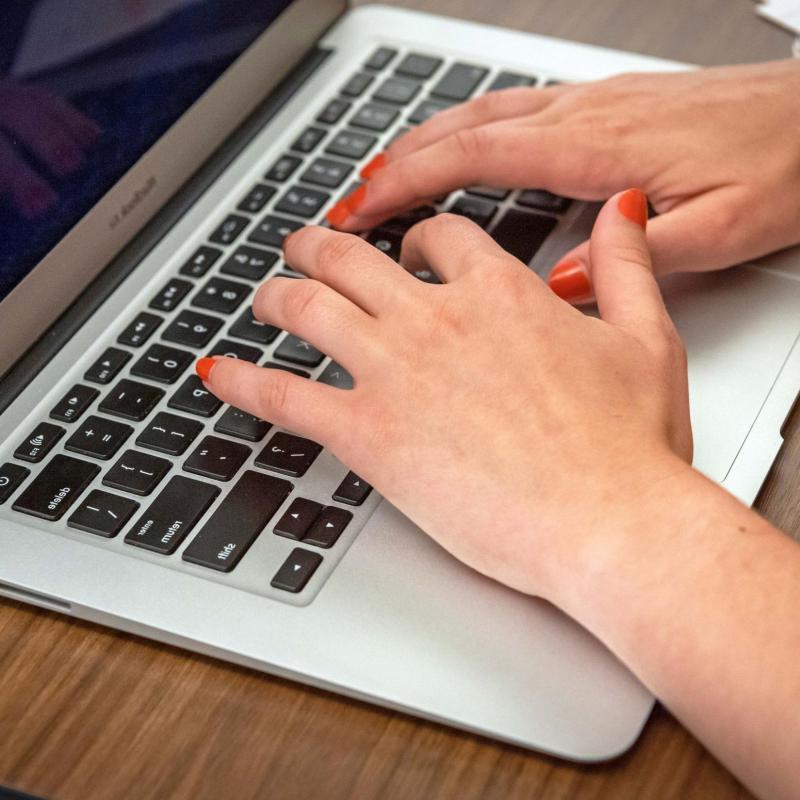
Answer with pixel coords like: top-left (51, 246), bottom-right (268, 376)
top-left (0, 0), bottom-right (294, 306)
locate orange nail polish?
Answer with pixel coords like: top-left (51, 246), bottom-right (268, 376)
top-left (548, 259), bottom-right (594, 303)
top-left (196, 357), bottom-right (216, 382)
top-left (618, 188), bottom-right (648, 229)
top-left (360, 152), bottom-right (387, 180)
top-left (325, 201), bottom-right (350, 227)
top-left (343, 183), bottom-right (368, 214)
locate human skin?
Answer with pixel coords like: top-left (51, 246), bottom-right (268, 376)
top-left (197, 192), bottom-right (800, 800)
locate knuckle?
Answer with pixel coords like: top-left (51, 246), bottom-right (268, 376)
top-left (450, 126), bottom-right (489, 161)
top-left (316, 233), bottom-right (363, 276)
top-left (610, 242), bottom-right (650, 272)
top-left (280, 279), bottom-right (324, 321)
top-left (259, 370), bottom-right (292, 417)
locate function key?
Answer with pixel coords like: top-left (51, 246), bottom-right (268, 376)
top-left (341, 72), bottom-right (374, 97)
top-left (67, 490), bottom-right (139, 538)
top-left (333, 472), bottom-right (372, 506)
top-left (315, 99), bottom-right (351, 126)
top-left (275, 185), bottom-right (330, 219)
top-left (270, 548), bottom-right (323, 593)
top-left (300, 158), bottom-right (353, 189)
top-left (12, 454), bottom-right (99, 521)
top-left (256, 432), bottom-right (322, 478)
top-left (99, 379), bottom-right (164, 421)
top-left (447, 195), bottom-right (497, 229)
top-left (304, 506), bottom-right (352, 549)
top-left (0, 462), bottom-right (30, 504)
top-left (84, 347), bottom-right (132, 385)
top-left (274, 497), bottom-right (322, 540)
top-left (50, 384), bottom-right (99, 423)
top-left (208, 214), bottom-right (249, 246)
top-left (149, 278), bottom-right (193, 312)
top-left (131, 344), bottom-right (193, 384)
top-left (207, 339), bottom-right (263, 363)
top-left (248, 215), bottom-right (303, 248)
top-left (487, 71), bottom-right (536, 91)
top-left (118, 312), bottom-right (163, 348)
top-left (162, 310), bottom-right (223, 349)
top-left (103, 449), bottom-right (171, 495)
top-left (364, 46), bottom-right (397, 71)
top-left (491, 209), bottom-right (557, 265)
top-left (466, 185), bottom-right (510, 201)
top-left (373, 77), bottom-right (421, 106)
top-left (137, 412), bottom-right (203, 456)
top-left (228, 307), bottom-right (281, 345)
top-left (430, 63), bottom-right (488, 101)
top-left (316, 361), bottom-right (353, 390)
top-left (184, 435), bottom-right (251, 481)
top-left (65, 415), bottom-right (133, 460)
top-left (291, 126), bottom-right (327, 153)
top-left (237, 183), bottom-right (277, 214)
top-left (516, 189), bottom-right (572, 214)
top-left (350, 104), bottom-right (398, 132)
top-left (14, 422), bottom-right (64, 463)
top-left (274, 334), bottom-right (325, 368)
top-left (324, 130), bottom-right (376, 161)
top-left (179, 245), bottom-right (223, 278)
top-left (265, 154), bottom-right (302, 183)
top-left (408, 99), bottom-right (452, 125)
top-left (395, 52), bottom-right (442, 79)
top-left (191, 277), bottom-right (251, 315)
top-left (220, 246), bottom-right (278, 281)
top-left (214, 407), bottom-right (272, 442)
top-left (168, 375), bottom-right (222, 417)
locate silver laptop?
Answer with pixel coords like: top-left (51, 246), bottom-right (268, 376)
top-left (2, 1), bottom-right (799, 762)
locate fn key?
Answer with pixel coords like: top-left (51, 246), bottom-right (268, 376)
top-left (271, 548), bottom-right (323, 593)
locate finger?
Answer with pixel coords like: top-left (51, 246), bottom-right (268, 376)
top-left (53, 100), bottom-right (103, 146)
top-left (283, 225), bottom-right (421, 315)
top-left (3, 111), bottom-right (86, 176)
top-left (196, 356), bottom-right (351, 447)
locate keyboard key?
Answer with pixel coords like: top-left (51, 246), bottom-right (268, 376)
top-left (84, 347), bottom-right (131, 384)
top-left (275, 185), bottom-right (330, 218)
top-left (12, 454), bottom-right (99, 521)
top-left (214, 407), bottom-right (272, 442)
top-left (274, 497), bottom-right (322, 540)
top-left (447, 195), bottom-right (497, 228)
top-left (316, 99), bottom-right (351, 126)
top-left (0, 463), bottom-right (30, 504)
top-left (373, 77), bottom-right (421, 105)
top-left (256, 432), bottom-right (322, 477)
top-left (183, 435), bottom-right (250, 481)
top-left (228, 307), bottom-right (281, 345)
top-left (102, 450), bottom-right (170, 495)
top-left (179, 245), bottom-right (223, 278)
top-left (407, 98), bottom-right (452, 125)
top-left (249, 215), bottom-right (303, 248)
top-left (125, 475), bottom-right (220, 555)
top-left (324, 130), bottom-right (377, 161)
top-left (466, 185), bottom-right (510, 201)
top-left (265, 154), bottom-right (302, 183)
top-left (191, 277), bottom-right (251, 315)
top-left (99, 379), bottom-right (164, 421)
top-left (300, 157), bottom-right (353, 189)
top-left (491, 209), bottom-right (557, 265)
top-left (387, 126), bottom-right (411, 147)
top-left (274, 334), bottom-right (325, 367)
top-left (137, 412), bottom-right (203, 455)
top-left (50, 384), bottom-right (99, 423)
top-left (333, 472), bottom-right (372, 506)
top-left (68, 490), bottom-right (139, 538)
top-left (516, 189), bottom-right (572, 214)
top-left (263, 362), bottom-right (310, 378)
top-left (304, 506), bottom-right (352, 548)
top-left (149, 278), bottom-right (193, 312)
top-left (366, 228), bottom-right (402, 260)
top-left (207, 338), bottom-right (263, 363)
top-left (350, 103), bottom-right (398, 132)
top-left (292, 126), bottom-right (328, 152)
top-left (487, 71), bottom-right (537, 91)
top-left (431, 62), bottom-right (488, 101)
top-left (364, 46), bottom-right (397, 71)
top-left (14, 422), bottom-right (64, 463)
top-left (208, 214), bottom-right (249, 246)
top-left (168, 375), bottom-right (222, 417)
top-left (220, 246), bottom-right (279, 281)
top-left (65, 415), bottom-right (133, 460)
top-left (162, 310), bottom-right (223, 348)
top-left (396, 53), bottom-right (442, 79)
top-left (131, 344), bottom-right (193, 384)
top-left (408, 265), bottom-right (441, 284)
top-left (182, 470), bottom-right (292, 572)
top-left (271, 548), bottom-right (323, 592)
top-left (316, 361), bottom-right (353, 390)
top-left (237, 183), bottom-right (277, 214)
top-left (118, 312), bottom-right (163, 347)
top-left (341, 72), bottom-right (374, 97)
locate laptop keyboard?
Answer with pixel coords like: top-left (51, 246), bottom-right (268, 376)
top-left (0, 45), bottom-right (575, 605)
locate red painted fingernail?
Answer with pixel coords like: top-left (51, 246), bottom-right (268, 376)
top-left (548, 259), bottom-right (594, 303)
top-left (343, 183), bottom-right (368, 214)
top-left (618, 188), bottom-right (648, 229)
top-left (196, 357), bottom-right (216, 382)
top-left (360, 152), bottom-right (387, 180)
top-left (326, 201), bottom-right (350, 227)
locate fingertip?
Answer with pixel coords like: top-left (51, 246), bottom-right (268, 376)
top-left (617, 188), bottom-right (648, 229)
top-left (195, 356), bottom-right (218, 383)
top-left (360, 152), bottom-right (387, 180)
top-left (548, 258), bottom-right (595, 305)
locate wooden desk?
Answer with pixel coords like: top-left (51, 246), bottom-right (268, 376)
top-left (1, 2), bottom-right (796, 798)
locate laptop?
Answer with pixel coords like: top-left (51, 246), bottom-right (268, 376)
top-left (2, 1), bottom-right (799, 762)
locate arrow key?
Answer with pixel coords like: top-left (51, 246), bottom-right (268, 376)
top-left (304, 506), bottom-right (352, 549)
top-left (274, 497), bottom-right (322, 540)
top-left (271, 548), bottom-right (323, 593)
top-left (333, 471), bottom-right (372, 506)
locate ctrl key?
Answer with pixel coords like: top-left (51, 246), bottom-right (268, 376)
top-left (12, 454), bottom-right (99, 521)
top-left (271, 548), bottom-right (323, 593)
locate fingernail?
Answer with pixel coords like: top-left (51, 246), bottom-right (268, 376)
top-left (618, 188), bottom-right (648, 229)
top-left (360, 152), bottom-right (387, 180)
top-left (326, 201), bottom-right (350, 228)
top-left (548, 259), bottom-right (594, 303)
top-left (196, 357), bottom-right (216, 382)
top-left (343, 183), bottom-right (368, 214)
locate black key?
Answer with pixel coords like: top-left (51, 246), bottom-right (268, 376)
top-left (184, 435), bottom-right (250, 481)
top-left (12, 454), bottom-right (99, 521)
top-left (125, 475), bottom-right (220, 555)
top-left (84, 347), bottom-right (131, 384)
top-left (118, 312), bottom-right (163, 347)
top-left (407, 98), bottom-right (452, 125)
top-left (265, 154), bottom-right (302, 183)
top-left (263, 362), bottom-right (310, 378)
top-left (491, 209), bottom-right (557, 265)
top-left (162, 310), bottom-right (223, 348)
top-left (364, 46), bottom-right (397, 71)
top-left (50, 384), bottom-right (99, 423)
top-left (333, 472), bottom-right (372, 506)
top-left (99, 379), bottom-right (164, 421)
top-left (487, 71), bottom-right (537, 91)
top-left (103, 449), bottom-right (171, 495)
top-left (191, 277), bottom-right (251, 314)
top-left (373, 77), bottom-right (421, 105)
top-left (220, 246), bottom-right (278, 281)
top-left (0, 463), bottom-right (30, 504)
top-left (131, 344), bottom-right (193, 384)
top-left (292, 126), bottom-right (328, 153)
top-left (382, 205), bottom-right (436, 234)
top-left (14, 422), bottom-right (64, 463)
top-left (324, 130), bottom-right (377, 161)
top-left (387, 126), bottom-right (411, 147)
top-left (228, 307), bottom-right (281, 345)
top-left (256, 432), bottom-right (322, 478)
top-left (237, 183), bottom-right (277, 214)
top-left (214, 407), bottom-right (272, 442)
top-left (137, 412), bottom-right (203, 455)
top-left (407, 265), bottom-right (441, 284)
top-left (350, 103), bottom-right (398, 132)
top-left (304, 506), bottom-right (352, 549)
top-left (366, 228), bottom-right (402, 260)
top-left (300, 157), bottom-right (353, 189)
top-left (317, 361), bottom-right (353, 390)
top-left (516, 189), bottom-right (572, 214)
top-left (431, 62), bottom-right (488, 101)
top-left (274, 497), bottom-right (322, 540)
top-left (208, 214), bottom-right (249, 246)
top-left (68, 490), bottom-right (139, 538)
top-left (341, 72), bottom-right (374, 97)
top-left (249, 215), bottom-right (303, 248)
top-left (179, 245), bottom-right (222, 278)
top-left (274, 334), bottom-right (325, 368)
top-left (168, 375), bottom-right (222, 417)
top-left (270, 548), bottom-right (323, 593)
top-left (466, 185), bottom-right (510, 201)
top-left (275, 185), bottom-right (330, 218)
top-left (207, 339), bottom-right (263, 363)
top-left (182, 470), bottom-right (292, 572)
top-left (447, 195), bottom-right (498, 228)
top-left (149, 278), bottom-right (193, 312)
top-left (396, 53), bottom-right (442, 79)
top-left (65, 415), bottom-right (133, 460)
top-left (316, 99), bottom-right (350, 126)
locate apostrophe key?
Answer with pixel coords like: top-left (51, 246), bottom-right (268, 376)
top-left (183, 435), bottom-right (251, 482)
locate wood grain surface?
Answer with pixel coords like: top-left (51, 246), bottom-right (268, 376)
top-left (1, 1), bottom-right (797, 798)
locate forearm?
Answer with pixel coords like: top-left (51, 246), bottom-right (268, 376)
top-left (546, 457), bottom-right (800, 800)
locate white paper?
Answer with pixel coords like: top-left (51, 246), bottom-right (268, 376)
top-left (757, 0), bottom-right (800, 34)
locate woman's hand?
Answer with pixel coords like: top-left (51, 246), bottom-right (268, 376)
top-left (196, 189), bottom-right (693, 599)
top-left (326, 59), bottom-right (800, 303)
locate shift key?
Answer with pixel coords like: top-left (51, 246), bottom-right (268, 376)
top-left (125, 475), bottom-right (220, 554)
